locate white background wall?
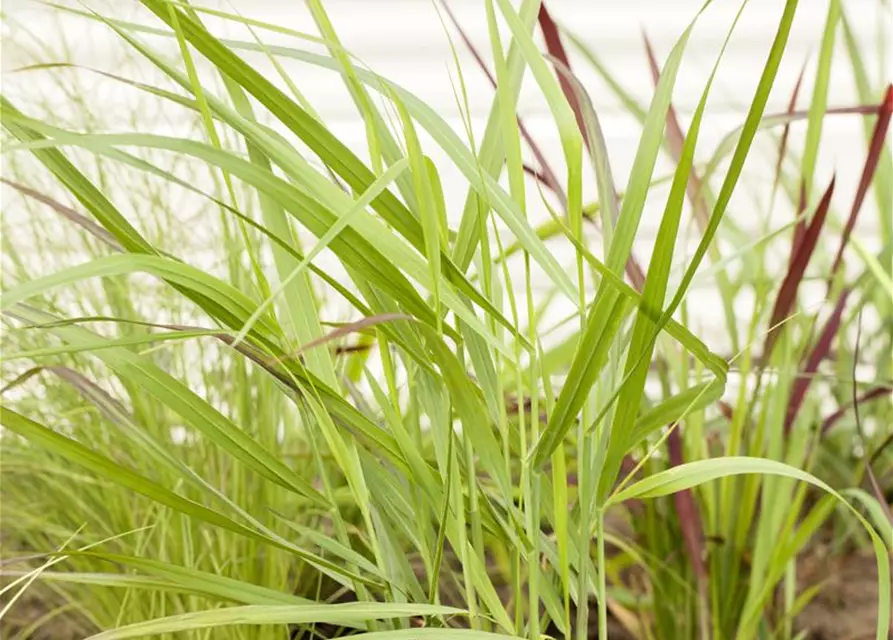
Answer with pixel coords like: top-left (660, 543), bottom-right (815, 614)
top-left (2, 1), bottom-right (890, 349)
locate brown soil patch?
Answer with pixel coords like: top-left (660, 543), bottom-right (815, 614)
top-left (796, 551), bottom-right (890, 640)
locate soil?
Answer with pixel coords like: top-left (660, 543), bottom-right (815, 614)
top-left (796, 551), bottom-right (889, 640)
top-left (1, 592), bottom-right (83, 639)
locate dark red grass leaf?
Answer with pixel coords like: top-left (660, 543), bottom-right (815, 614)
top-left (626, 250), bottom-right (647, 292)
top-left (642, 32), bottom-right (709, 231)
top-left (763, 176), bottom-right (836, 358)
top-left (439, 0), bottom-right (566, 207)
top-left (770, 104), bottom-right (880, 122)
top-left (780, 60), bottom-right (809, 268)
top-left (790, 105), bottom-right (879, 264)
top-left (1, 178), bottom-right (123, 251)
top-left (776, 59), bottom-right (808, 202)
top-left (830, 84), bottom-right (893, 279)
top-left (523, 163), bottom-right (553, 187)
top-left (822, 384), bottom-right (893, 434)
top-left (790, 190), bottom-right (809, 269)
top-left (552, 56), bottom-right (645, 291)
top-left (538, 2), bottom-right (589, 147)
top-left (447, 1), bottom-right (649, 292)
top-left (537, 17), bottom-right (646, 290)
top-left (784, 289), bottom-right (850, 432)
top-left (666, 429), bottom-right (709, 593)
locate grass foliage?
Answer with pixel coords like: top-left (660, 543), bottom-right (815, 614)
top-left (1, 1), bottom-right (892, 639)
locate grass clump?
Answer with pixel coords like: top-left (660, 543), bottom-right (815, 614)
top-left (1, 1), bottom-right (891, 639)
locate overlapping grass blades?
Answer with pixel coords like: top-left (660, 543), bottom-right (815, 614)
top-left (2, 1), bottom-right (891, 639)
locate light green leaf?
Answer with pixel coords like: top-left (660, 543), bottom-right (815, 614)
top-left (86, 603), bottom-right (463, 639)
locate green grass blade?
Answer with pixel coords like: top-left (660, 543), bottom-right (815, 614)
top-left (4, 306), bottom-right (365, 506)
top-left (530, 3), bottom-right (706, 468)
top-left (222, 76), bottom-right (337, 385)
top-left (0, 407), bottom-right (375, 586)
top-left (600, 0), bottom-right (745, 493)
top-left (1, 254), bottom-right (279, 338)
top-left (232, 157), bottom-right (410, 347)
top-left (132, 0), bottom-right (522, 338)
top-left (79, 5), bottom-right (575, 309)
top-left (63, 553), bottom-right (312, 605)
top-left (800, 0), bottom-right (841, 202)
top-left (394, 99), bottom-right (444, 335)
top-left (606, 456), bottom-right (890, 639)
top-left (85, 603), bottom-right (462, 640)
